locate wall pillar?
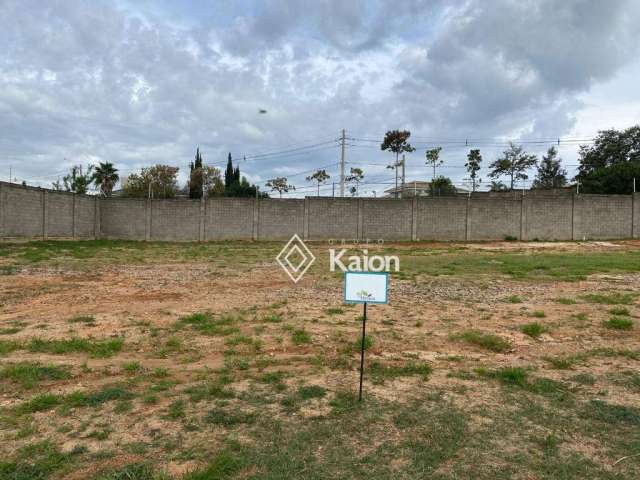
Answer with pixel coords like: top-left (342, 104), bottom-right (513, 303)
top-left (145, 199), bottom-right (152, 241)
top-left (199, 197), bottom-right (206, 242)
top-left (631, 193), bottom-right (638, 239)
top-left (72, 193), bottom-right (77, 240)
top-left (571, 194), bottom-right (577, 241)
top-left (303, 197), bottom-right (310, 240)
top-left (465, 197), bottom-right (471, 241)
top-left (411, 196), bottom-right (418, 241)
top-left (357, 199), bottom-right (364, 241)
top-left (520, 195), bottom-right (526, 241)
top-left (42, 189), bottom-right (48, 239)
top-left (252, 198), bottom-right (259, 240)
top-left (94, 196), bottom-right (101, 240)
top-left (0, 183), bottom-right (4, 238)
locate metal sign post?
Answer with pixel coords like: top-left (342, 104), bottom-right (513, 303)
top-left (344, 272), bottom-right (389, 402)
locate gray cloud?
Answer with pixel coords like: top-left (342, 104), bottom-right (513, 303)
top-left (1, 0), bottom-right (639, 191)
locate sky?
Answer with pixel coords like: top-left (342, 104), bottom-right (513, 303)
top-left (1, 0), bottom-right (640, 196)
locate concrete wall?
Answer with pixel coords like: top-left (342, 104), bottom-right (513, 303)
top-left (361, 199), bottom-right (413, 241)
top-left (100, 198), bottom-right (146, 240)
top-left (416, 198), bottom-right (467, 241)
top-left (573, 195), bottom-right (633, 240)
top-left (1, 182), bottom-right (638, 242)
top-left (205, 198), bottom-right (255, 240)
top-left (468, 198), bottom-right (521, 241)
top-left (522, 196), bottom-right (573, 241)
top-left (307, 198), bottom-right (359, 240)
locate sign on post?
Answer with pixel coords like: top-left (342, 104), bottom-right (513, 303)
top-left (344, 272), bottom-right (389, 304)
top-left (344, 272), bottom-right (389, 401)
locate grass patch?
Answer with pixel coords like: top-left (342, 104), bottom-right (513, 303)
top-left (609, 307), bottom-right (630, 316)
top-left (582, 400), bottom-right (640, 426)
top-left (175, 312), bottom-right (240, 336)
top-left (520, 322), bottom-right (547, 339)
top-left (27, 337), bottom-right (123, 358)
top-left (581, 292), bottom-right (636, 305)
top-left (531, 310), bottom-right (546, 318)
top-left (478, 367), bottom-right (569, 398)
top-left (368, 361), bottom-right (432, 384)
top-left (204, 408), bottom-right (256, 427)
top-left (353, 334), bottom-right (374, 352)
top-left (602, 316), bottom-right (633, 330)
top-left (297, 385), bottom-right (327, 400)
top-left (0, 441), bottom-right (75, 480)
top-left (291, 329), bottom-right (311, 345)
top-left (0, 340), bottom-right (20, 356)
top-left (452, 330), bottom-right (511, 353)
top-left (15, 385), bottom-right (134, 415)
top-left (555, 297), bottom-right (577, 305)
top-left (325, 307), bottom-right (345, 315)
top-left (507, 295), bottom-right (523, 303)
top-left (68, 315), bottom-right (96, 325)
top-left (0, 362), bottom-right (70, 388)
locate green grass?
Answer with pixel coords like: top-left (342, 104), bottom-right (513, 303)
top-left (609, 306), bottom-right (631, 316)
top-left (297, 385), bottom-right (327, 400)
top-left (530, 310), bottom-right (546, 318)
top-left (325, 307), bottom-right (345, 315)
top-left (353, 334), bottom-right (374, 352)
top-left (368, 361), bottom-right (432, 384)
top-left (291, 328), bottom-right (311, 345)
top-left (602, 316), bottom-right (633, 330)
top-left (581, 292), bottom-right (636, 305)
top-left (0, 340), bottom-right (20, 356)
top-left (520, 322), bottom-right (547, 338)
top-left (507, 295), bottom-right (523, 303)
top-left (68, 315), bottom-right (96, 324)
top-left (452, 330), bottom-right (512, 353)
top-left (0, 441), bottom-right (76, 480)
top-left (15, 385), bottom-right (134, 415)
top-left (26, 337), bottom-right (124, 358)
top-left (555, 297), bottom-right (577, 305)
top-left (175, 312), bottom-right (240, 336)
top-left (0, 362), bottom-right (70, 388)
top-left (204, 408), bottom-right (256, 427)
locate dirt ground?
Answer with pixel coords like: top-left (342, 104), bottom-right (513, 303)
top-left (0, 239), bottom-right (639, 479)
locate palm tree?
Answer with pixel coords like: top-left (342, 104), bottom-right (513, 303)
top-left (93, 162), bottom-right (119, 196)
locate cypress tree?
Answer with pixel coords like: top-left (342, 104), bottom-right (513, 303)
top-left (224, 153), bottom-right (234, 189)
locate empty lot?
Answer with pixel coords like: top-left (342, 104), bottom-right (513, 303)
top-left (1, 239), bottom-right (639, 479)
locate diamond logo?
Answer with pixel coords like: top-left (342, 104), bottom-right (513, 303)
top-left (276, 234), bottom-right (316, 283)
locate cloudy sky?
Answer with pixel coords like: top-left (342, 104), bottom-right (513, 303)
top-left (2, 0), bottom-right (640, 196)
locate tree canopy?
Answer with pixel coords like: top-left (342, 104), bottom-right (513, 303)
top-left (532, 147), bottom-right (567, 189)
top-left (489, 143), bottom-right (537, 190)
top-left (576, 126), bottom-right (640, 194)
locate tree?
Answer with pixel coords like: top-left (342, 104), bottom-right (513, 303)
top-left (306, 169), bottom-right (330, 196)
top-left (346, 167), bottom-right (364, 197)
top-left (430, 175), bottom-right (456, 196)
top-left (202, 166), bottom-right (225, 197)
top-left (576, 126), bottom-right (640, 194)
top-left (224, 153), bottom-right (235, 190)
top-left (465, 149), bottom-right (482, 192)
top-left (489, 143), bottom-right (537, 190)
top-left (189, 148), bottom-right (204, 199)
top-left (123, 165), bottom-right (179, 198)
top-left (266, 177), bottom-right (294, 198)
top-left (490, 180), bottom-right (508, 192)
top-left (56, 164), bottom-right (94, 194)
top-left (425, 147), bottom-right (443, 180)
top-left (381, 130), bottom-right (415, 198)
top-left (92, 162), bottom-right (119, 197)
top-left (532, 147), bottom-right (567, 189)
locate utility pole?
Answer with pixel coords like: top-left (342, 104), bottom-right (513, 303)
top-left (340, 129), bottom-right (346, 197)
top-left (9, 166), bottom-right (11, 183)
top-left (401, 154), bottom-right (406, 199)
top-left (332, 182), bottom-right (335, 197)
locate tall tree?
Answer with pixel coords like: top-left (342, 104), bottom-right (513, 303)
top-left (58, 164), bottom-right (94, 194)
top-left (465, 149), bottom-right (482, 192)
top-left (425, 147), bottom-right (443, 180)
top-left (576, 126), bottom-right (640, 194)
top-left (123, 165), bottom-right (179, 198)
top-left (532, 147), bottom-right (567, 189)
top-left (346, 167), bottom-right (364, 197)
top-left (430, 175), bottom-right (456, 196)
top-left (202, 166), bottom-right (225, 197)
top-left (189, 148), bottom-right (204, 199)
top-left (92, 162), bottom-right (119, 196)
top-left (381, 130), bottom-right (415, 198)
top-left (489, 143), bottom-right (537, 190)
top-left (224, 153), bottom-right (234, 189)
top-left (266, 177), bottom-right (294, 198)
top-left (306, 169), bottom-right (330, 196)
